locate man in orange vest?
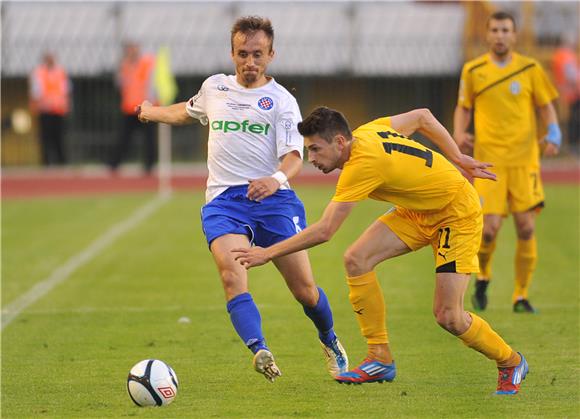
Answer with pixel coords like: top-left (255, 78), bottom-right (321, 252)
top-left (552, 33), bottom-right (580, 153)
top-left (110, 42), bottom-right (157, 174)
top-left (29, 53), bottom-right (71, 166)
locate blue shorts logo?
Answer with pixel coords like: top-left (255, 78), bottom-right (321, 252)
top-left (258, 97), bottom-right (274, 110)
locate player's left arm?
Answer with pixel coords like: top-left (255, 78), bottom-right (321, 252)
top-left (233, 200), bottom-right (356, 268)
top-left (537, 102), bottom-right (561, 157)
top-left (390, 108), bottom-right (496, 180)
top-left (532, 63), bottom-right (561, 156)
top-left (246, 150), bottom-right (302, 201)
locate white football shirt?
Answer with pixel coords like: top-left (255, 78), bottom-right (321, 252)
top-left (186, 74), bottom-right (304, 202)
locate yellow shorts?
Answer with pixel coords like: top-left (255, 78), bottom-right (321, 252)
top-left (378, 182), bottom-right (482, 274)
top-left (474, 165), bottom-right (544, 216)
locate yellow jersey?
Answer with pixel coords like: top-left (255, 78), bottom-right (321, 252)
top-left (458, 52), bottom-right (558, 167)
top-left (332, 117), bottom-right (468, 211)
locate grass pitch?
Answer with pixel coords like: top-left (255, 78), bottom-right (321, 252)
top-left (2, 185), bottom-right (579, 418)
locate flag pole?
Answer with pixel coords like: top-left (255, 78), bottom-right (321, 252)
top-left (154, 46), bottom-right (178, 197)
top-left (158, 123), bottom-right (172, 197)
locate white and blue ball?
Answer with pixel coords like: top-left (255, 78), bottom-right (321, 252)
top-left (127, 359), bottom-right (178, 407)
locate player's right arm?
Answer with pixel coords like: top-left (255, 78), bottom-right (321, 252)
top-left (390, 108), bottom-right (495, 181)
top-left (138, 101), bottom-right (194, 125)
top-left (232, 200), bottom-right (357, 268)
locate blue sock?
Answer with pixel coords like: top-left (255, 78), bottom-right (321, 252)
top-left (226, 293), bottom-right (267, 354)
top-left (303, 287), bottom-right (337, 346)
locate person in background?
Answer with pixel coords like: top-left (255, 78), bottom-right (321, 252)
top-left (552, 32), bottom-right (580, 154)
top-left (29, 52), bottom-right (71, 166)
top-left (453, 11), bottom-right (561, 314)
top-left (110, 42), bottom-right (157, 175)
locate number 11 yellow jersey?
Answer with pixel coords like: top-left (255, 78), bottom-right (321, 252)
top-left (332, 117), bottom-right (468, 211)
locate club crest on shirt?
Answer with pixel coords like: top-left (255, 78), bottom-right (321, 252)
top-left (217, 85), bottom-right (229, 91)
top-left (258, 97), bottom-right (274, 110)
top-left (510, 81), bottom-right (521, 95)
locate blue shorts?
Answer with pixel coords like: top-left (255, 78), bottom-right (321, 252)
top-left (201, 185), bottom-right (307, 248)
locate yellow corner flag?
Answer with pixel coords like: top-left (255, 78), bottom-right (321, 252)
top-left (155, 46), bottom-right (178, 106)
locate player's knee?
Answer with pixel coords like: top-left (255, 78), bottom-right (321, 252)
top-left (292, 284), bottom-right (318, 307)
top-left (219, 269), bottom-right (244, 295)
top-left (482, 226), bottom-right (499, 243)
top-left (343, 248), bottom-right (369, 276)
top-left (433, 307), bottom-right (464, 335)
top-left (515, 223), bottom-right (534, 240)
top-left (482, 218), bottom-right (501, 243)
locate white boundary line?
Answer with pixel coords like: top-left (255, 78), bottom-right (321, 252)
top-left (1, 194), bottom-right (171, 331)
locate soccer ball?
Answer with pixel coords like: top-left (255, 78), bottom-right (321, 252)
top-left (127, 359), bottom-right (178, 407)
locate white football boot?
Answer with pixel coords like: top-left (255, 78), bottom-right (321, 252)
top-left (253, 349), bottom-right (282, 382)
top-left (320, 338), bottom-right (349, 378)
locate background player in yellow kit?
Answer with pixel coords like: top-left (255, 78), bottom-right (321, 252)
top-left (453, 11), bottom-right (561, 313)
top-left (233, 106), bottom-right (528, 395)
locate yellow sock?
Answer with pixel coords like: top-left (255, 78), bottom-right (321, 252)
top-left (513, 237), bottom-right (537, 302)
top-left (477, 238), bottom-right (496, 280)
top-left (346, 271), bottom-right (388, 345)
top-left (458, 312), bottom-right (519, 368)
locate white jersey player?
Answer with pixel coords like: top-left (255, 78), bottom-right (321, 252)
top-left (185, 73), bottom-right (302, 202)
top-left (137, 16), bottom-right (347, 383)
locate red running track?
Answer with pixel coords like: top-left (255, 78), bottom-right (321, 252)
top-left (2, 164), bottom-right (578, 200)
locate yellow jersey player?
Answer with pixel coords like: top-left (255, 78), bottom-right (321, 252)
top-left (233, 106), bottom-right (529, 395)
top-left (454, 11), bottom-right (561, 313)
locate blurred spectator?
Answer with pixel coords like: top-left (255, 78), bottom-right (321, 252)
top-left (552, 33), bottom-right (580, 153)
top-left (29, 53), bottom-right (71, 166)
top-left (110, 42), bottom-right (157, 175)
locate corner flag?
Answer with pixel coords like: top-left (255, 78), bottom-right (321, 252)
top-left (155, 46), bottom-right (178, 106)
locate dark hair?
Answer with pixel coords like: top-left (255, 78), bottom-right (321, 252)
top-left (231, 16), bottom-right (274, 52)
top-left (487, 11), bottom-right (517, 31)
top-left (298, 107), bottom-right (352, 143)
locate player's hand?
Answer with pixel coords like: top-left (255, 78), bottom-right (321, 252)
top-left (454, 132), bottom-right (474, 155)
top-left (136, 100), bottom-right (152, 123)
top-left (541, 140), bottom-right (560, 157)
top-left (456, 154), bottom-right (496, 181)
top-left (247, 177), bottom-right (279, 202)
top-left (232, 246), bottom-right (271, 269)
